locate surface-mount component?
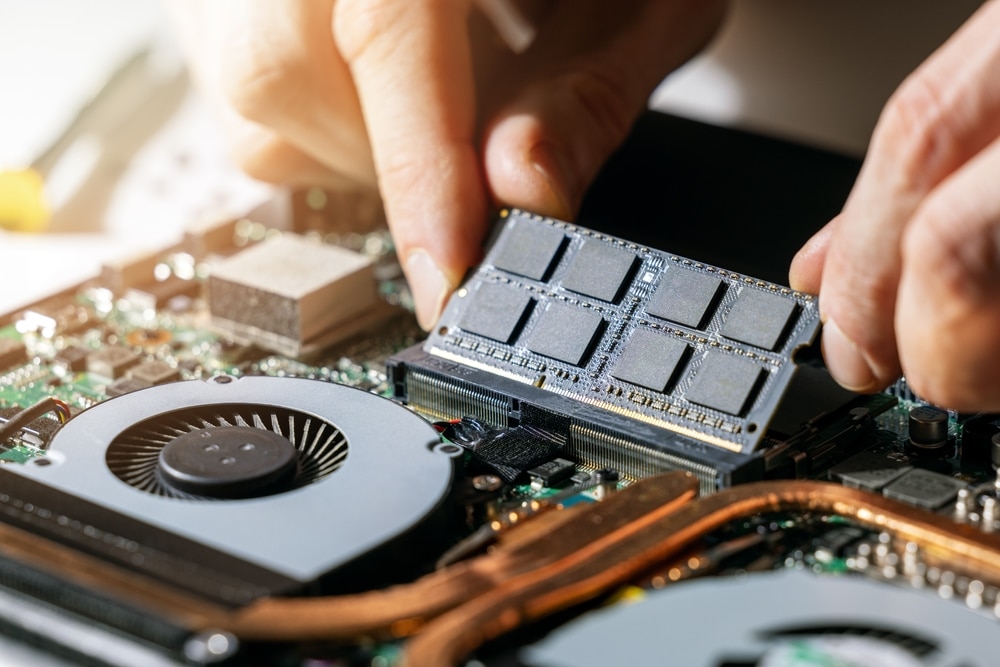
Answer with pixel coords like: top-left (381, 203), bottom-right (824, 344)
top-left (125, 277), bottom-right (201, 309)
top-left (830, 449), bottom-right (912, 492)
top-left (17, 298), bottom-right (89, 337)
top-left (0, 338), bottom-right (26, 371)
top-left (54, 345), bottom-right (89, 373)
top-left (86, 346), bottom-right (140, 380)
top-left (392, 210), bottom-right (822, 493)
top-left (881, 468), bottom-right (965, 510)
top-left (610, 329), bottom-right (689, 393)
top-left (645, 267), bottom-right (723, 329)
top-left (561, 238), bottom-right (637, 303)
top-left (525, 301), bottom-right (605, 366)
top-left (458, 282), bottom-right (534, 344)
top-left (908, 405), bottom-right (949, 452)
top-left (182, 216), bottom-right (241, 258)
top-left (685, 352), bottom-right (763, 417)
top-left (208, 234), bottom-right (379, 356)
top-left (492, 217), bottom-right (566, 280)
top-left (720, 287), bottom-right (798, 351)
top-left (527, 458), bottom-right (576, 487)
top-left (105, 377), bottom-right (153, 397)
top-left (128, 360), bottom-right (181, 386)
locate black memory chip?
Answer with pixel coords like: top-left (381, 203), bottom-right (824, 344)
top-left (611, 329), bottom-right (690, 392)
top-left (561, 239), bottom-right (638, 303)
top-left (459, 283), bottom-right (535, 343)
top-left (645, 267), bottom-right (724, 329)
top-left (493, 218), bottom-right (566, 280)
top-left (526, 302), bottom-right (604, 366)
top-left (685, 352), bottom-right (763, 416)
top-left (721, 288), bottom-right (798, 351)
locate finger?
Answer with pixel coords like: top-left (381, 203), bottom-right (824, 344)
top-left (213, 0), bottom-right (376, 186)
top-left (789, 215), bottom-right (840, 294)
top-left (334, 0), bottom-right (486, 330)
top-left (223, 112), bottom-right (365, 190)
top-left (483, 0), bottom-right (727, 219)
top-left (816, 0), bottom-right (1000, 392)
top-left (896, 136), bottom-right (1000, 410)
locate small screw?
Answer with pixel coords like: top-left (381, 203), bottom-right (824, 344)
top-left (435, 443), bottom-right (462, 456)
top-left (472, 474), bottom-right (502, 492)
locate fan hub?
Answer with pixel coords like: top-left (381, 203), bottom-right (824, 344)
top-left (158, 426), bottom-right (298, 498)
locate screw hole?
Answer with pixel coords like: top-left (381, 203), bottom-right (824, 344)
top-left (434, 442), bottom-right (463, 457)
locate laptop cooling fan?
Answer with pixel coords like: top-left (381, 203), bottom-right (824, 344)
top-left (0, 376), bottom-right (456, 602)
top-left (519, 569), bottom-right (998, 666)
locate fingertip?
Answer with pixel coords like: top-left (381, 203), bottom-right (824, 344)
top-left (821, 319), bottom-right (884, 393)
top-left (789, 246), bottom-right (822, 294)
top-left (405, 249), bottom-right (455, 332)
top-left (484, 113), bottom-right (579, 220)
top-left (789, 218), bottom-right (838, 293)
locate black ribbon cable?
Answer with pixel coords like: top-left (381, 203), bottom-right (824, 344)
top-left (440, 417), bottom-right (566, 484)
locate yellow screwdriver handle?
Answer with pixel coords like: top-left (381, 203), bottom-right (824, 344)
top-left (0, 169), bottom-right (51, 233)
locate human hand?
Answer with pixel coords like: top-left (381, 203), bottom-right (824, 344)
top-left (790, 0), bottom-right (1000, 410)
top-left (167, 0), bottom-right (726, 329)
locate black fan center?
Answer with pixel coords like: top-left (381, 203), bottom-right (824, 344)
top-left (158, 426), bottom-right (299, 498)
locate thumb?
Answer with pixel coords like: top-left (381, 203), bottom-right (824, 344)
top-left (483, 0), bottom-right (726, 219)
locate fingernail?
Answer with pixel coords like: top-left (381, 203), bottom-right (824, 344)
top-left (822, 319), bottom-right (879, 392)
top-left (529, 142), bottom-right (578, 220)
top-left (406, 249), bottom-right (452, 331)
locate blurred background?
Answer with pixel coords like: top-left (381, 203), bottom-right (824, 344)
top-left (0, 0), bottom-right (272, 312)
top-left (0, 0), bottom-right (983, 314)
